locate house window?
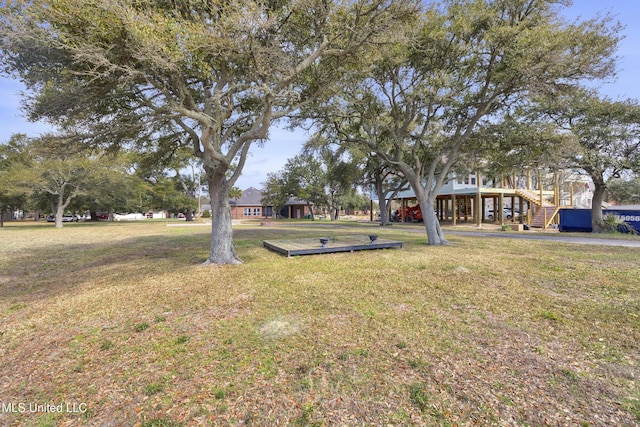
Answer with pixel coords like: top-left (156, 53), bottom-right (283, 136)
top-left (470, 176), bottom-right (476, 185)
top-left (253, 208), bottom-right (261, 216)
top-left (243, 208), bottom-right (251, 216)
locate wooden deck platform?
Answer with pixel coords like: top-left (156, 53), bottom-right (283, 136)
top-left (263, 235), bottom-right (403, 257)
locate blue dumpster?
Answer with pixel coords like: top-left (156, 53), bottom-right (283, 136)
top-left (559, 208), bottom-right (640, 233)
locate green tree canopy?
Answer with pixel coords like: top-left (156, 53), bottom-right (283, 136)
top-left (1, 0), bottom-right (417, 263)
top-left (536, 90), bottom-right (640, 230)
top-left (311, 0), bottom-right (620, 244)
top-left (147, 176), bottom-right (198, 217)
top-left (13, 135), bottom-right (133, 227)
top-left (0, 134), bottom-right (32, 225)
top-left (261, 152), bottom-right (327, 220)
top-left (607, 177), bottom-right (640, 205)
top-left (261, 171), bottom-right (290, 217)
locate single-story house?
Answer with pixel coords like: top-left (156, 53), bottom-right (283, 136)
top-left (229, 187), bottom-right (311, 219)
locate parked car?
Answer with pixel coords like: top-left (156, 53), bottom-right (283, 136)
top-left (46, 214), bottom-right (79, 222)
top-left (112, 213), bottom-right (145, 221)
top-left (488, 208), bottom-right (515, 220)
top-left (62, 214), bottom-right (79, 222)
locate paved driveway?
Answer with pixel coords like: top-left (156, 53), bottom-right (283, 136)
top-left (445, 230), bottom-right (640, 248)
top-left (253, 220), bottom-right (640, 248)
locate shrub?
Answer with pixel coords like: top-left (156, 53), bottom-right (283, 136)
top-left (599, 215), bottom-right (638, 235)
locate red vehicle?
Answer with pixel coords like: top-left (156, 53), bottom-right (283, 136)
top-left (389, 204), bottom-right (424, 222)
top-left (403, 204), bottom-right (423, 222)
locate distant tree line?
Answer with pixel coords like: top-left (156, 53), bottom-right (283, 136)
top-left (0, 134), bottom-right (199, 228)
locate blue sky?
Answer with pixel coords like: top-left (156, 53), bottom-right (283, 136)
top-left (2, 1), bottom-right (639, 190)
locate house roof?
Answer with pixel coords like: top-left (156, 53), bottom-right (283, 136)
top-left (230, 187), bottom-right (263, 206)
top-left (229, 187), bottom-right (308, 207)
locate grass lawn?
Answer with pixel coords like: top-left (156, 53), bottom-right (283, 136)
top-left (1, 220), bottom-right (638, 426)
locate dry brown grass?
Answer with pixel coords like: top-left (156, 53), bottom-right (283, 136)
top-left (0, 220), bottom-right (639, 426)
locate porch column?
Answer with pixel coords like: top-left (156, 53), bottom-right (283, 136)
top-left (554, 173), bottom-right (559, 206)
top-left (538, 170), bottom-right (544, 206)
top-left (570, 184), bottom-right (574, 208)
top-left (476, 171), bottom-right (482, 227)
top-left (370, 199), bottom-right (373, 222)
top-left (519, 197), bottom-right (524, 224)
top-left (452, 193), bottom-right (457, 226)
top-left (463, 196), bottom-right (469, 222)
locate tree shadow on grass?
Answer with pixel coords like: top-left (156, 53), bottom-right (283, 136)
top-left (1, 234), bottom-right (203, 303)
top-left (0, 226), bottom-right (327, 304)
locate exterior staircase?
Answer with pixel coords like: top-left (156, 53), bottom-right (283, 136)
top-left (529, 205), bottom-right (560, 228)
top-left (515, 189), bottom-right (560, 229)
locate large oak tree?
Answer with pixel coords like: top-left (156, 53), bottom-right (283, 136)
top-left (539, 90), bottom-right (640, 231)
top-left (15, 136), bottom-right (135, 228)
top-left (316, 0), bottom-right (620, 244)
top-left (0, 0), bottom-right (416, 263)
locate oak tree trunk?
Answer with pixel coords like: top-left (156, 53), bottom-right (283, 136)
top-left (420, 198), bottom-right (449, 245)
top-left (591, 183), bottom-right (607, 232)
top-left (55, 200), bottom-right (65, 229)
top-left (375, 178), bottom-right (390, 226)
top-left (204, 170), bottom-right (241, 265)
top-left (306, 202), bottom-right (314, 220)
